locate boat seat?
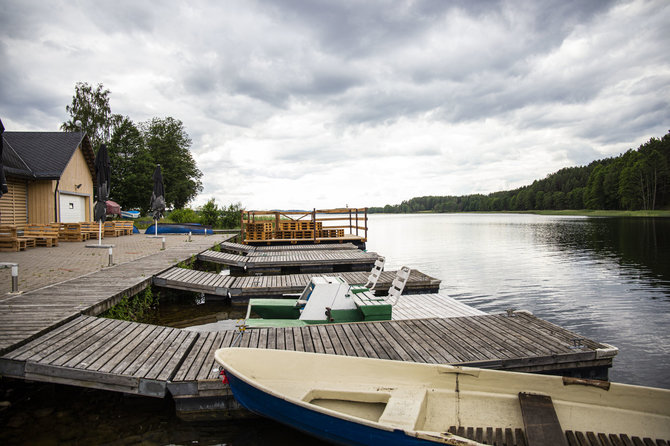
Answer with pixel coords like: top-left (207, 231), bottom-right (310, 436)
top-left (518, 392), bottom-right (568, 446)
top-left (385, 266), bottom-right (411, 306)
top-left (363, 256), bottom-right (385, 289)
top-left (377, 388), bottom-right (426, 430)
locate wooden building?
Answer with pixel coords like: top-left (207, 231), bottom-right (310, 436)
top-left (1, 131), bottom-right (96, 225)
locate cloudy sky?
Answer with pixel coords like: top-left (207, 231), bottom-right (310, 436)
top-left (1, 0), bottom-right (668, 210)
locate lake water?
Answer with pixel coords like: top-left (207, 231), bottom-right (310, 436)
top-left (366, 213), bottom-right (670, 389)
top-left (2, 213), bottom-right (668, 445)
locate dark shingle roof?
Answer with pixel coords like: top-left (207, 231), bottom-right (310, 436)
top-left (2, 132), bottom-right (95, 180)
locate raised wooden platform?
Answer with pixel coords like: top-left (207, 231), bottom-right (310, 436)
top-left (198, 249), bottom-right (380, 274)
top-left (0, 234), bottom-right (234, 356)
top-left (152, 267), bottom-right (441, 298)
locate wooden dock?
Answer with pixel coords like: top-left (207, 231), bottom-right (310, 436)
top-left (152, 267), bottom-right (441, 298)
top-left (0, 234), bottom-right (234, 356)
top-left (220, 241), bottom-right (360, 255)
top-left (0, 235), bottom-right (622, 421)
top-left (0, 311), bottom-right (617, 419)
top-left (198, 249), bottom-right (380, 274)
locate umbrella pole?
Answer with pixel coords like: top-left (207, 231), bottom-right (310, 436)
top-left (98, 221), bottom-right (103, 245)
top-left (155, 219), bottom-right (158, 237)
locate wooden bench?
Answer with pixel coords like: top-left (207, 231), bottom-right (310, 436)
top-left (23, 224), bottom-right (59, 247)
top-left (116, 220), bottom-right (134, 235)
top-left (58, 223), bottom-right (91, 242)
top-left (80, 221), bottom-right (103, 240)
top-left (103, 221), bottom-right (125, 237)
top-left (0, 225), bottom-right (29, 252)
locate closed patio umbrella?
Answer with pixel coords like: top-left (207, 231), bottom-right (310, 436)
top-left (0, 119), bottom-right (7, 199)
top-left (149, 164), bottom-right (165, 236)
top-left (93, 143), bottom-right (111, 245)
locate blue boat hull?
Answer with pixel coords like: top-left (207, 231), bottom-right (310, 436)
top-left (144, 223), bottom-right (212, 234)
top-left (226, 371), bottom-right (439, 446)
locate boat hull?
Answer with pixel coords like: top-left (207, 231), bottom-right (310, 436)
top-left (225, 369), bottom-right (445, 446)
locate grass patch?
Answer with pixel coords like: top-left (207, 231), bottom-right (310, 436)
top-left (101, 287), bottom-right (158, 322)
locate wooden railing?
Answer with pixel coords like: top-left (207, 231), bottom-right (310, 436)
top-left (241, 207), bottom-right (368, 243)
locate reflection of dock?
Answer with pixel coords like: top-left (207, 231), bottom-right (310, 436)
top-left (153, 267), bottom-right (441, 298)
top-left (198, 249), bottom-right (381, 274)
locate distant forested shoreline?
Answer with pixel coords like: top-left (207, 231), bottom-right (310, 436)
top-left (370, 131), bottom-right (670, 213)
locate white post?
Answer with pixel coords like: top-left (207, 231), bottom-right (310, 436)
top-left (155, 219), bottom-right (158, 237)
top-left (188, 231), bottom-right (192, 242)
top-left (162, 237), bottom-right (166, 250)
top-left (98, 220), bottom-right (102, 245)
top-left (108, 247), bottom-right (113, 266)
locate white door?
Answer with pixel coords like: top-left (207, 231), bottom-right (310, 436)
top-left (59, 194), bottom-right (86, 223)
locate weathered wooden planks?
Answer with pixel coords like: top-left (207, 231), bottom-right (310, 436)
top-left (0, 234), bottom-right (234, 355)
top-left (0, 315), bottom-right (198, 397)
top-left (152, 267), bottom-right (441, 297)
top-left (219, 241), bottom-right (359, 255)
top-left (198, 248), bottom-right (380, 272)
top-left (168, 312), bottom-right (617, 399)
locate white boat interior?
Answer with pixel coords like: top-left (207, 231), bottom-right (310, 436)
top-left (215, 348), bottom-right (670, 445)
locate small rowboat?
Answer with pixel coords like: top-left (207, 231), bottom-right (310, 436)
top-left (215, 348), bottom-right (670, 446)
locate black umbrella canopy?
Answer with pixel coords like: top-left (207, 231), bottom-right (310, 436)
top-left (93, 143), bottom-right (111, 222)
top-left (0, 119), bottom-right (7, 199)
top-left (150, 164), bottom-right (165, 220)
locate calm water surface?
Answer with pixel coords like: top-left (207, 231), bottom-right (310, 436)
top-left (366, 213), bottom-right (670, 389)
top-left (2, 213), bottom-right (668, 445)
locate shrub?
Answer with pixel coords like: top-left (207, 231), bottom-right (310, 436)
top-left (169, 208), bottom-right (200, 224)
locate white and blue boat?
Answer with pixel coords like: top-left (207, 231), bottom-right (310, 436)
top-left (214, 348), bottom-right (670, 446)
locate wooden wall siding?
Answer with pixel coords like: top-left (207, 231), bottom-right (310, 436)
top-left (27, 180), bottom-right (55, 224)
top-left (59, 145), bottom-right (94, 221)
top-left (0, 177), bottom-right (28, 225)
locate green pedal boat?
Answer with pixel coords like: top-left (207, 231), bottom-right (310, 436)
top-left (245, 267), bottom-right (410, 328)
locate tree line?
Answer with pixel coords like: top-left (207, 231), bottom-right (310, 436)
top-left (370, 131), bottom-right (670, 214)
top-left (61, 82), bottom-right (203, 213)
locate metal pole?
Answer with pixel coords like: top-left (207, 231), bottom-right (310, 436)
top-left (11, 265), bottom-right (18, 293)
top-left (188, 231), bottom-right (192, 242)
top-left (162, 237), bottom-right (166, 250)
top-left (108, 247), bottom-right (113, 266)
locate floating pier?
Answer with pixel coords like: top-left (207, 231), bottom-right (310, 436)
top-left (0, 310), bottom-right (617, 420)
top-left (153, 267), bottom-right (441, 299)
top-left (0, 235), bottom-right (620, 422)
top-left (219, 241), bottom-right (360, 255)
top-left (198, 249), bottom-right (381, 274)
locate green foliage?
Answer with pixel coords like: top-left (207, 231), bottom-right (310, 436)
top-left (169, 208), bottom-right (200, 224)
top-left (199, 198), bottom-right (219, 226)
top-left (107, 117), bottom-right (155, 212)
top-left (63, 82), bottom-right (204, 210)
top-left (370, 131), bottom-right (670, 213)
top-left (101, 287), bottom-right (157, 322)
top-left (142, 117), bottom-right (203, 209)
top-left (219, 201), bottom-right (243, 229)
top-left (61, 82), bottom-right (122, 151)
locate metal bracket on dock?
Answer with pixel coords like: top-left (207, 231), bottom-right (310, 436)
top-left (569, 338), bottom-right (586, 349)
top-left (505, 308), bottom-right (517, 317)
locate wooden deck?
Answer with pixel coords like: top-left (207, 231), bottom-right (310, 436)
top-left (219, 241), bottom-right (359, 254)
top-left (152, 267), bottom-right (441, 298)
top-left (168, 311), bottom-right (617, 415)
top-left (0, 234), bottom-right (234, 356)
top-left (0, 311), bottom-right (617, 406)
top-left (198, 248), bottom-right (380, 274)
